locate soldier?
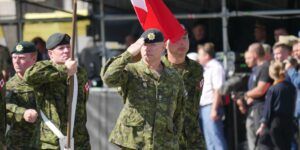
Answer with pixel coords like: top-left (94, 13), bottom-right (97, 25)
top-left (162, 30), bottom-right (205, 149)
top-left (101, 29), bottom-right (186, 149)
top-left (24, 33), bottom-right (90, 149)
top-left (0, 46), bottom-right (6, 149)
top-left (5, 41), bottom-right (39, 149)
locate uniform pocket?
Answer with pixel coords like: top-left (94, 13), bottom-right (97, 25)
top-left (120, 107), bottom-right (145, 127)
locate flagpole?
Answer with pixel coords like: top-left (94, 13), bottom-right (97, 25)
top-left (66, 0), bottom-right (77, 149)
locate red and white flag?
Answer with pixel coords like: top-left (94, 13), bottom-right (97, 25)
top-left (131, 0), bottom-right (185, 42)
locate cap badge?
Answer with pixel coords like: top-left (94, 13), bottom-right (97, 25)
top-left (16, 44), bottom-right (23, 52)
top-left (147, 33), bottom-right (155, 40)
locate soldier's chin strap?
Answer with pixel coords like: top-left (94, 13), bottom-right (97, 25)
top-left (40, 73), bottom-right (78, 150)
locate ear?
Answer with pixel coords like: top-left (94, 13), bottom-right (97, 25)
top-left (48, 50), bottom-right (53, 59)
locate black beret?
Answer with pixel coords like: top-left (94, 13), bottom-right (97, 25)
top-left (46, 33), bottom-right (71, 50)
top-left (140, 28), bottom-right (164, 44)
top-left (12, 41), bottom-right (37, 54)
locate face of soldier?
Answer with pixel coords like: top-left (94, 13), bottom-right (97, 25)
top-left (244, 52), bottom-right (256, 68)
top-left (166, 34), bottom-right (189, 56)
top-left (293, 43), bottom-right (300, 60)
top-left (48, 44), bottom-right (71, 64)
top-left (12, 53), bottom-right (36, 76)
top-left (141, 42), bottom-right (164, 63)
top-left (273, 47), bottom-right (290, 62)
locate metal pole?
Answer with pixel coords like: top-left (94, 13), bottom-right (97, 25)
top-left (99, 1), bottom-right (108, 150)
top-left (66, 0), bottom-right (77, 148)
top-left (16, 0), bottom-right (23, 41)
top-left (221, 0), bottom-right (229, 72)
top-left (100, 0), bottom-right (106, 68)
top-left (232, 99), bottom-right (239, 150)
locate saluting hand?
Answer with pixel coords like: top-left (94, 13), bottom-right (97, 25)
top-left (23, 109), bottom-right (38, 123)
top-left (65, 58), bottom-right (78, 76)
top-left (127, 38), bottom-right (144, 56)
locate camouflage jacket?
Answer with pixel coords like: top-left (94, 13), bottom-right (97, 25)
top-left (5, 74), bottom-right (39, 149)
top-left (0, 55), bottom-right (6, 146)
top-left (24, 60), bottom-right (90, 150)
top-left (101, 51), bottom-right (186, 150)
top-left (162, 55), bottom-right (205, 149)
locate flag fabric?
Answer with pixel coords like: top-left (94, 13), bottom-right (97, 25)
top-left (131, 0), bottom-right (185, 42)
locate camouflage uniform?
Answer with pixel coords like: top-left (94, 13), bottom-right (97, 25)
top-left (101, 51), bottom-right (186, 150)
top-left (24, 60), bottom-right (90, 150)
top-left (162, 55), bottom-right (206, 149)
top-left (0, 54), bottom-right (6, 148)
top-left (5, 74), bottom-right (39, 149)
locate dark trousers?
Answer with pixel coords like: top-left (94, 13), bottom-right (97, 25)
top-left (268, 117), bottom-right (294, 150)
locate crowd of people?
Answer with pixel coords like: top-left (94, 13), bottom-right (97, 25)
top-left (0, 21), bottom-right (300, 150)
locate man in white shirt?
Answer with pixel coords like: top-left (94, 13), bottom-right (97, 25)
top-left (198, 42), bottom-right (227, 150)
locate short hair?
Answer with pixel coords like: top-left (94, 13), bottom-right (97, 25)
top-left (202, 42), bottom-right (215, 58)
top-left (262, 44), bottom-right (271, 55)
top-left (31, 37), bottom-right (46, 46)
top-left (248, 43), bottom-right (265, 58)
top-left (274, 27), bottom-right (288, 33)
top-left (273, 43), bottom-right (292, 53)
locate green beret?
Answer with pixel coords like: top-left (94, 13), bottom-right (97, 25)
top-left (12, 41), bottom-right (37, 54)
top-left (141, 28), bottom-right (164, 44)
top-left (46, 33), bottom-right (71, 50)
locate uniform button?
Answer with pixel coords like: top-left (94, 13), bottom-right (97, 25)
top-left (159, 95), bottom-right (162, 100)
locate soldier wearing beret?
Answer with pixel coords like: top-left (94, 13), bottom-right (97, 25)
top-left (162, 29), bottom-right (206, 149)
top-left (24, 33), bottom-right (90, 149)
top-left (101, 28), bottom-right (186, 149)
top-left (5, 41), bottom-right (39, 149)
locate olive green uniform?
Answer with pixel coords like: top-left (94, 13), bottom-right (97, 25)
top-left (162, 55), bottom-right (206, 149)
top-left (24, 60), bottom-right (90, 149)
top-left (101, 51), bottom-right (186, 150)
top-left (5, 74), bottom-right (39, 149)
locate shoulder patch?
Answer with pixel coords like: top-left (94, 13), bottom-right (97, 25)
top-left (84, 81), bottom-right (90, 93)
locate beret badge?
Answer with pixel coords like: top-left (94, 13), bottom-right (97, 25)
top-left (16, 44), bottom-right (23, 52)
top-left (147, 33), bottom-right (155, 41)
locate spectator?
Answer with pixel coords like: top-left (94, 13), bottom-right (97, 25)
top-left (254, 23), bottom-right (268, 44)
top-left (245, 43), bottom-right (273, 150)
top-left (198, 42), bottom-right (227, 150)
top-left (190, 23), bottom-right (208, 52)
top-left (31, 37), bottom-right (49, 61)
top-left (235, 50), bottom-right (257, 115)
top-left (272, 43), bottom-right (292, 62)
top-left (256, 61), bottom-right (296, 150)
top-left (286, 40), bottom-right (300, 148)
top-left (262, 44), bottom-right (272, 62)
top-left (274, 27), bottom-right (288, 43)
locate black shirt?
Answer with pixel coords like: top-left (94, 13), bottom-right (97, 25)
top-left (261, 80), bottom-right (296, 126)
top-left (248, 61), bottom-right (273, 107)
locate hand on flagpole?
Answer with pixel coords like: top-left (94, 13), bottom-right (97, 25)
top-left (23, 109), bottom-right (38, 123)
top-left (127, 38), bottom-right (144, 56)
top-left (65, 58), bottom-right (78, 76)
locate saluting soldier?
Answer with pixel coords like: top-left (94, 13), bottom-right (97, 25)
top-left (162, 30), bottom-right (205, 149)
top-left (5, 41), bottom-right (39, 149)
top-left (24, 33), bottom-right (90, 149)
top-left (101, 29), bottom-right (186, 150)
